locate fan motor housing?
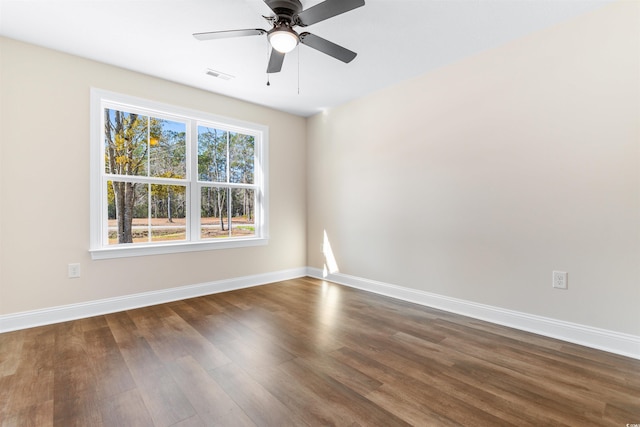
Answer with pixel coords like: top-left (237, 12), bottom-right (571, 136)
top-left (264, 0), bottom-right (302, 22)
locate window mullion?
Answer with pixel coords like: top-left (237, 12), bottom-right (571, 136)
top-left (147, 116), bottom-right (151, 178)
top-left (146, 183), bottom-right (152, 243)
top-left (226, 131), bottom-right (231, 186)
top-left (146, 117), bottom-right (151, 244)
top-left (227, 187), bottom-right (232, 237)
top-left (226, 131), bottom-right (231, 237)
top-left (102, 175), bottom-right (109, 246)
top-left (190, 121), bottom-right (200, 241)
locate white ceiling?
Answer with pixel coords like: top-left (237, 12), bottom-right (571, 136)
top-left (0, 0), bottom-right (612, 117)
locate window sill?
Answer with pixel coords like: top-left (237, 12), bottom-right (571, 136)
top-left (90, 237), bottom-right (268, 260)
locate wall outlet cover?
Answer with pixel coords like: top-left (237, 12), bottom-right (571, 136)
top-left (68, 263), bottom-right (81, 278)
top-left (552, 271), bottom-right (568, 289)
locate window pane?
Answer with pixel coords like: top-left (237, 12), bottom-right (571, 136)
top-left (104, 109), bottom-right (149, 176)
top-left (230, 188), bottom-right (255, 237)
top-left (198, 126), bottom-right (227, 183)
top-left (150, 119), bottom-right (186, 179)
top-left (229, 132), bottom-right (254, 184)
top-left (200, 187), bottom-right (229, 238)
top-left (150, 184), bottom-right (187, 242)
top-left (107, 181), bottom-right (149, 245)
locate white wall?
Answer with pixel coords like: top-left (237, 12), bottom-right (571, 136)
top-left (307, 1), bottom-right (639, 335)
top-left (0, 38), bottom-right (307, 315)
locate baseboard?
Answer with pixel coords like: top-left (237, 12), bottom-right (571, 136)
top-left (0, 267), bottom-right (307, 333)
top-left (307, 268), bottom-right (640, 360)
top-left (3, 266), bottom-right (638, 360)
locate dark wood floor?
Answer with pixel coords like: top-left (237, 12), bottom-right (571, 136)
top-left (1, 277), bottom-right (639, 426)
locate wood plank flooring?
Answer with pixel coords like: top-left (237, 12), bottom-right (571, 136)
top-left (1, 277), bottom-right (639, 426)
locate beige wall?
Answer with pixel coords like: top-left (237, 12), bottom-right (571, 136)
top-left (0, 38), bottom-right (307, 315)
top-left (307, 1), bottom-right (640, 335)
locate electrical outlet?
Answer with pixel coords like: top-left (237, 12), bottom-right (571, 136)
top-left (552, 271), bottom-right (567, 289)
top-left (68, 263), bottom-right (81, 278)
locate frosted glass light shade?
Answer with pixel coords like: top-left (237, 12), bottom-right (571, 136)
top-left (268, 29), bottom-right (299, 53)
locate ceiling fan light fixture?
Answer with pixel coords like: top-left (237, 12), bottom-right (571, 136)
top-left (268, 27), bottom-right (299, 53)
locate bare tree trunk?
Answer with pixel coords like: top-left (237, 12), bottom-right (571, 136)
top-left (112, 181), bottom-right (135, 243)
top-left (217, 189), bottom-right (225, 231)
top-left (244, 189), bottom-right (248, 219)
top-left (123, 182), bottom-right (135, 243)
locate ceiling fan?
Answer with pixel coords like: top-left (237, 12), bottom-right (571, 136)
top-left (193, 0), bottom-right (365, 74)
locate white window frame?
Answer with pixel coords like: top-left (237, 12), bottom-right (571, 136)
top-left (90, 88), bottom-right (268, 260)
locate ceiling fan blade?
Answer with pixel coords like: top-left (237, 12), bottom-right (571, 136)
top-left (267, 48), bottom-right (285, 73)
top-left (193, 29), bottom-right (266, 41)
top-left (299, 32), bottom-right (357, 63)
top-left (296, 0), bottom-right (365, 27)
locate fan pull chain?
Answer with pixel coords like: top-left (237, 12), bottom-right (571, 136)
top-left (266, 39), bottom-right (271, 86)
top-left (297, 45), bottom-right (300, 95)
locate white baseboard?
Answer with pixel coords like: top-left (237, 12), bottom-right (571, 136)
top-left (0, 267), bottom-right (307, 333)
top-left (3, 266), bottom-right (638, 360)
top-left (307, 268), bottom-right (640, 360)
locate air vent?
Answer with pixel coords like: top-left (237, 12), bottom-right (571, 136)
top-left (205, 69), bottom-right (234, 80)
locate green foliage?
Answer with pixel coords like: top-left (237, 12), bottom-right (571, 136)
top-left (197, 127), bottom-right (255, 223)
top-left (105, 109), bottom-right (188, 241)
top-left (150, 129), bottom-right (186, 178)
top-left (104, 110), bottom-right (155, 176)
top-left (198, 127), bottom-right (227, 182)
top-left (229, 132), bottom-right (254, 184)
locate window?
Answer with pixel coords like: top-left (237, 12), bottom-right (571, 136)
top-left (90, 89), bottom-right (268, 259)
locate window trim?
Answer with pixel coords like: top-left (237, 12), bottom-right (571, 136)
top-left (89, 88), bottom-right (269, 260)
